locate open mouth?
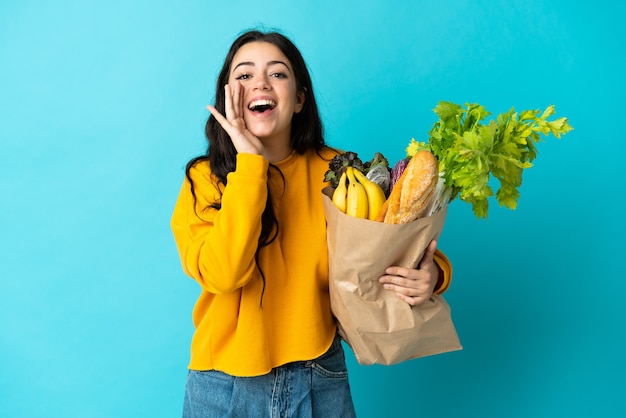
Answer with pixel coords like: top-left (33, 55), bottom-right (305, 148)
top-left (248, 99), bottom-right (277, 113)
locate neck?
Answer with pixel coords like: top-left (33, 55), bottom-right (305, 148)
top-left (262, 137), bottom-right (293, 163)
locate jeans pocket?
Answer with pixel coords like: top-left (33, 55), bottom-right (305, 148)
top-left (184, 370), bottom-right (237, 418)
top-left (308, 337), bottom-right (349, 379)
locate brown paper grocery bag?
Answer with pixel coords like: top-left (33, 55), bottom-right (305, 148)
top-left (322, 187), bottom-right (462, 365)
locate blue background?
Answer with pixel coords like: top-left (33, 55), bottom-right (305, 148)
top-left (1, 1), bottom-right (624, 417)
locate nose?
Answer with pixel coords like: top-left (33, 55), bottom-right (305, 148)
top-left (254, 74), bottom-right (271, 90)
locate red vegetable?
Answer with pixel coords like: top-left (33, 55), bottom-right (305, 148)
top-left (390, 158), bottom-right (409, 192)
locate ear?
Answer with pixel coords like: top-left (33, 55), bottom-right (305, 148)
top-left (294, 90), bottom-right (306, 114)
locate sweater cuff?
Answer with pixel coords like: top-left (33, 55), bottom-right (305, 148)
top-left (234, 153), bottom-right (269, 179)
top-left (433, 249), bottom-right (452, 294)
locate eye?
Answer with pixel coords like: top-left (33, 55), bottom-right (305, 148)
top-left (235, 73), bottom-right (251, 80)
top-left (270, 72), bottom-right (288, 79)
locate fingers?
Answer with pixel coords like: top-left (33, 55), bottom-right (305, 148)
top-left (223, 82), bottom-right (244, 120)
top-left (383, 265), bottom-right (410, 278)
top-left (394, 292), bottom-right (430, 306)
top-left (208, 82), bottom-right (245, 131)
top-left (206, 104), bottom-right (230, 130)
top-left (382, 282), bottom-right (432, 306)
top-left (380, 241), bottom-right (439, 306)
top-left (206, 83), bottom-right (241, 136)
top-left (379, 274), bottom-right (429, 294)
top-left (205, 83), bottom-right (264, 156)
top-left (223, 84), bottom-right (235, 120)
top-left (379, 274), bottom-right (431, 306)
top-left (232, 81), bottom-right (243, 119)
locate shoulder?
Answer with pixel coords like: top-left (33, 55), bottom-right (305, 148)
top-left (186, 158), bottom-right (223, 196)
top-left (187, 158), bottom-right (214, 181)
top-left (306, 146), bottom-right (342, 164)
top-left (319, 146), bottom-right (342, 159)
top-left (297, 147), bottom-right (342, 185)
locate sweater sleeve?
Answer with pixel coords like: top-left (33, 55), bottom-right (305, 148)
top-left (433, 249), bottom-right (452, 294)
top-left (170, 154), bottom-right (269, 294)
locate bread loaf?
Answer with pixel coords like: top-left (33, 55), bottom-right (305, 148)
top-left (376, 150), bottom-right (438, 224)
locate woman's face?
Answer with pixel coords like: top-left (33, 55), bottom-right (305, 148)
top-left (228, 41), bottom-right (305, 149)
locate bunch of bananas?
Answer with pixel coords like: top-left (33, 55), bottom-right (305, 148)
top-left (332, 166), bottom-right (387, 220)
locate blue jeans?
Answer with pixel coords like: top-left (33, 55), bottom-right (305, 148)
top-left (182, 336), bottom-right (356, 417)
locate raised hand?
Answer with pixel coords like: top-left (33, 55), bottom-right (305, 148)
top-left (206, 82), bottom-right (264, 156)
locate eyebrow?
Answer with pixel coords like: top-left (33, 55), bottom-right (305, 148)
top-left (232, 60), bottom-right (291, 72)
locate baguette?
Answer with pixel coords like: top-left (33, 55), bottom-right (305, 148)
top-left (379, 150), bottom-right (438, 224)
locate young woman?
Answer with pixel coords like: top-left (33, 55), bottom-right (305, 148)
top-left (171, 29), bottom-right (452, 417)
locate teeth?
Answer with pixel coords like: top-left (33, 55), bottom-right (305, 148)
top-left (248, 99), bottom-right (276, 110)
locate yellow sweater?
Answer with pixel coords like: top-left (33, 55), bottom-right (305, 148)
top-left (171, 148), bottom-right (452, 377)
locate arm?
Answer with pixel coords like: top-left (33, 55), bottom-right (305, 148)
top-left (170, 154), bottom-right (269, 293)
top-left (171, 80), bottom-right (271, 294)
top-left (432, 248), bottom-right (452, 294)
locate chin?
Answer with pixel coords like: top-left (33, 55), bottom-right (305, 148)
top-left (251, 127), bottom-right (288, 142)
top-left (250, 128), bottom-right (273, 138)
top-left (246, 122), bottom-right (272, 137)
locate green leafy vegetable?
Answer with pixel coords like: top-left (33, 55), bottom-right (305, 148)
top-left (324, 151), bottom-right (364, 188)
top-left (407, 102), bottom-right (573, 219)
top-left (363, 152), bottom-right (390, 173)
